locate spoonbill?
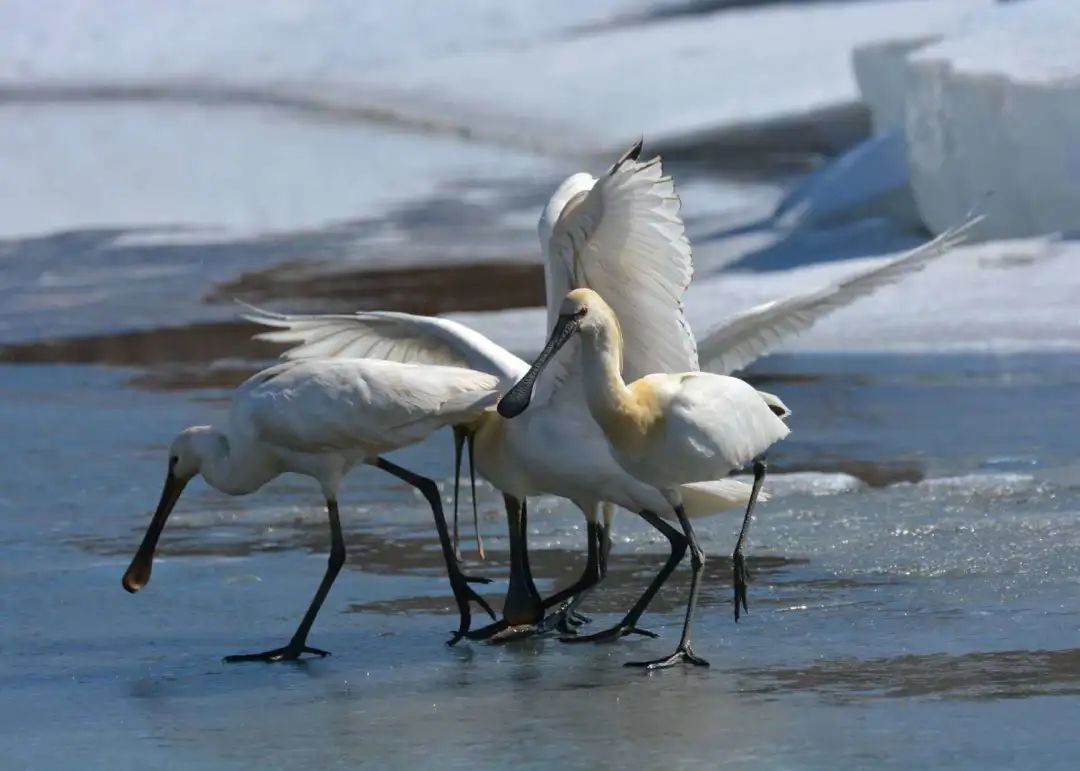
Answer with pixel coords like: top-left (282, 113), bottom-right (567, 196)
top-left (122, 357), bottom-right (501, 660)
top-left (498, 287), bottom-right (790, 668)
top-left (245, 144), bottom-right (980, 645)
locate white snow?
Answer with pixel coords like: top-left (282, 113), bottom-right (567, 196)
top-left (0, 102), bottom-right (555, 238)
top-left (852, 0), bottom-right (1080, 238)
top-left (0, 0), bottom-right (645, 78)
top-left (0, 0), bottom-right (990, 152)
top-left (359, 0), bottom-right (990, 149)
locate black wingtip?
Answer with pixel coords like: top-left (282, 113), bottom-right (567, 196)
top-left (609, 137), bottom-right (644, 174)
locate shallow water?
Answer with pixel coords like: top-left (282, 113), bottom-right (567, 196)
top-left (1, 352), bottom-right (1078, 770)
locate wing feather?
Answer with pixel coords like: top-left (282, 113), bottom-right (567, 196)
top-left (697, 216), bottom-right (984, 375)
top-left (241, 304), bottom-right (527, 386)
top-left (534, 143), bottom-right (699, 402)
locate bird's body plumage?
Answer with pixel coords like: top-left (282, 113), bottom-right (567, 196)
top-left (235, 358), bottom-right (498, 466)
top-left (123, 356), bottom-right (501, 658)
top-left (532, 289), bottom-right (790, 495)
top-left (614, 372), bottom-right (790, 489)
top-left (471, 396), bottom-right (760, 522)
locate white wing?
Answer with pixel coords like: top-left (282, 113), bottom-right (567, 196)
top-left (236, 359), bottom-right (499, 454)
top-left (536, 141), bottom-right (698, 401)
top-left (242, 304), bottom-right (527, 387)
top-left (697, 217), bottom-right (983, 375)
top-left (663, 374), bottom-right (791, 479)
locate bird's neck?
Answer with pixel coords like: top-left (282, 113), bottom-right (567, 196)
top-left (197, 430), bottom-right (277, 495)
top-left (579, 325), bottom-right (636, 432)
top-left (578, 323), bottom-right (662, 458)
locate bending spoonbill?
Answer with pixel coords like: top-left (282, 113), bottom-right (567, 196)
top-left (122, 357), bottom-right (500, 660)
top-left (498, 288), bottom-right (791, 668)
top-left (245, 145), bottom-right (980, 641)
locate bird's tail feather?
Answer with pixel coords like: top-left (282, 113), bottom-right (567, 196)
top-left (674, 479), bottom-right (769, 520)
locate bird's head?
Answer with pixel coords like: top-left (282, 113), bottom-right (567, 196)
top-left (168, 426), bottom-right (219, 481)
top-left (558, 287), bottom-right (618, 337)
top-left (498, 288), bottom-right (614, 419)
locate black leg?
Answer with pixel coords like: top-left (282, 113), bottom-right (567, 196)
top-left (626, 504), bottom-right (710, 670)
top-left (598, 518), bottom-right (612, 578)
top-left (374, 457), bottom-right (495, 645)
top-left (519, 498), bottom-right (544, 610)
top-left (541, 521), bottom-right (601, 611)
top-left (562, 509), bottom-right (683, 644)
top-left (466, 429), bottom-right (484, 560)
top-left (469, 497), bottom-right (541, 642)
top-left (501, 495), bottom-right (544, 624)
top-left (465, 494), bottom-right (546, 641)
top-left (452, 427), bottom-right (467, 561)
top-left (561, 521), bottom-right (606, 627)
top-left (733, 457), bottom-right (767, 622)
top-left (538, 520), bottom-right (602, 635)
top-left (225, 498), bottom-right (345, 662)
top-left (563, 518), bottom-right (613, 625)
top-left (563, 519), bottom-right (614, 625)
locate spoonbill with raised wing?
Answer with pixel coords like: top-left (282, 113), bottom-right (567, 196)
top-left (498, 287), bottom-right (790, 668)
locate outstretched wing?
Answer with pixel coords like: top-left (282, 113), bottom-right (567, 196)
top-left (242, 304), bottom-right (527, 386)
top-left (536, 140), bottom-right (698, 401)
top-left (697, 216), bottom-right (983, 375)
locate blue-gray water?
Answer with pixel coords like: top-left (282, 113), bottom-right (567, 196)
top-left (1, 352), bottom-right (1078, 770)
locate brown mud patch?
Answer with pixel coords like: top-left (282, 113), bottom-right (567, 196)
top-left (208, 259), bottom-right (544, 314)
top-left (742, 648), bottom-right (1080, 702)
top-left (0, 321), bottom-right (278, 367)
top-left (0, 260), bottom-right (545, 386)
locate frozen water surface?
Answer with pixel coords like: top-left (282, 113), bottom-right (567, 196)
top-left (1, 351), bottom-right (1078, 770)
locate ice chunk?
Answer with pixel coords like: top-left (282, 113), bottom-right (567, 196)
top-left (853, 0), bottom-right (1080, 238)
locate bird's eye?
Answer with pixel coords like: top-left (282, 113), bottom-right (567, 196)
top-left (578, 306), bottom-right (589, 317)
top-left (169, 455), bottom-right (179, 466)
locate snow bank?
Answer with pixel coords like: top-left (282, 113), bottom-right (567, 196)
top-left (365, 0), bottom-right (989, 149)
top-left (0, 0), bottom-right (641, 77)
top-left (853, 0), bottom-right (1080, 239)
top-left (0, 102), bottom-right (555, 238)
top-left (0, 0), bottom-right (989, 151)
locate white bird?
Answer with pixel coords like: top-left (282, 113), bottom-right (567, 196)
top-left (498, 287), bottom-right (790, 668)
top-left (244, 144), bottom-right (979, 647)
top-left (121, 357), bottom-right (501, 661)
